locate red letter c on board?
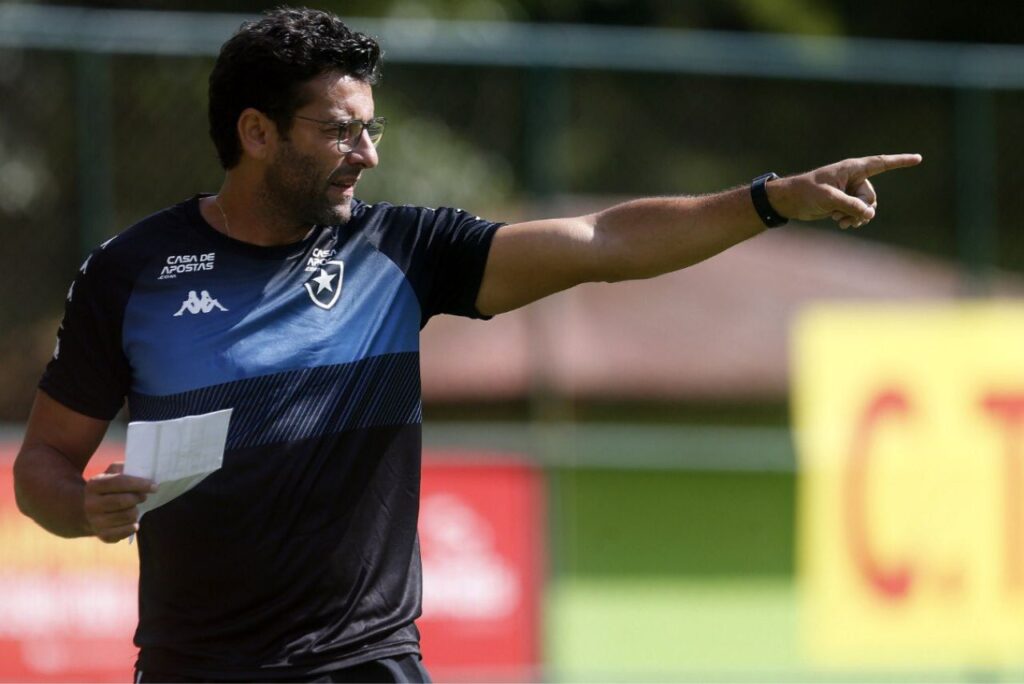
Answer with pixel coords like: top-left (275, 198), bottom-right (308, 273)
top-left (845, 389), bottom-right (914, 600)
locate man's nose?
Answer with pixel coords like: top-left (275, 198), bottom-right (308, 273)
top-left (346, 129), bottom-right (379, 168)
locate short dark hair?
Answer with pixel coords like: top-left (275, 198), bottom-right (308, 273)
top-left (208, 7), bottom-right (382, 169)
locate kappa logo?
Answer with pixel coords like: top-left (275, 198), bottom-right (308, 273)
top-left (304, 260), bottom-right (344, 310)
top-left (174, 290), bottom-right (228, 316)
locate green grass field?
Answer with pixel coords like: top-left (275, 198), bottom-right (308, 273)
top-left (545, 467), bottom-right (799, 680)
top-left (548, 576), bottom-right (798, 681)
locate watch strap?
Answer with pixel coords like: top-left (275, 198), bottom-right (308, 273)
top-left (750, 172), bottom-right (788, 228)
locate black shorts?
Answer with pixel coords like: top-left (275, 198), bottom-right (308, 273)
top-left (134, 654), bottom-right (432, 683)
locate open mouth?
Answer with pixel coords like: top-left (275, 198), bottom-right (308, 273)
top-left (329, 176), bottom-right (358, 194)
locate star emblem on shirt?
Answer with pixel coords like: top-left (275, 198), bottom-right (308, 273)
top-left (304, 259), bottom-right (345, 310)
top-left (312, 268), bottom-right (336, 294)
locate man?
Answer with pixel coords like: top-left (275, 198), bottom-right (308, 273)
top-left (12, 7), bottom-right (920, 683)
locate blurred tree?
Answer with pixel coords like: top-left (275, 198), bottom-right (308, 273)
top-left (355, 111), bottom-right (515, 209)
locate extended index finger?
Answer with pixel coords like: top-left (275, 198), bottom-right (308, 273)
top-left (859, 153), bottom-right (923, 178)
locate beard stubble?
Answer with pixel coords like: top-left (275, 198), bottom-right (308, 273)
top-left (261, 142), bottom-right (352, 232)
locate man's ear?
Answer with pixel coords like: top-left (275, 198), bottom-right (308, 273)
top-left (237, 108), bottom-right (279, 161)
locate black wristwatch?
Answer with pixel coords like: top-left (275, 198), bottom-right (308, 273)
top-left (750, 172), bottom-right (789, 228)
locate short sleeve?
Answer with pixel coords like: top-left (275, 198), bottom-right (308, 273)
top-left (39, 248), bottom-right (133, 420)
top-left (417, 207), bottom-right (502, 320)
top-left (361, 204), bottom-right (502, 324)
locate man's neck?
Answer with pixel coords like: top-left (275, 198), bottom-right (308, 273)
top-left (203, 173), bottom-right (314, 247)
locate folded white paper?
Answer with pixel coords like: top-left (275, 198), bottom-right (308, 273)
top-left (124, 408), bottom-right (233, 519)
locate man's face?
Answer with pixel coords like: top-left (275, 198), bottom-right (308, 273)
top-left (262, 72), bottom-right (379, 226)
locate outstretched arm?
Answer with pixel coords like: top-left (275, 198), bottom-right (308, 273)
top-left (476, 153), bottom-right (922, 315)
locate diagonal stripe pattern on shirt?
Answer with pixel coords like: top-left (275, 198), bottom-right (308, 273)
top-left (128, 351), bottom-right (422, 450)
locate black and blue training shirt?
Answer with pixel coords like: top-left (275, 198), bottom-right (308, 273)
top-left (39, 195), bottom-right (502, 679)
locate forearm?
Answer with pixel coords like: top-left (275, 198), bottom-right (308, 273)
top-left (586, 186), bottom-right (765, 282)
top-left (477, 186), bottom-right (769, 313)
top-left (13, 445), bottom-right (91, 538)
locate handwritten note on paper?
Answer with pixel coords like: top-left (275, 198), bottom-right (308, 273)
top-left (123, 408), bottom-right (232, 519)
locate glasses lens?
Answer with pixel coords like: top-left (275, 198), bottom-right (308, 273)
top-left (365, 119), bottom-right (385, 146)
top-left (336, 119), bottom-right (385, 152)
top-left (337, 121), bottom-right (360, 151)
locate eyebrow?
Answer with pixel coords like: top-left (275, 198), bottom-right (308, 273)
top-left (295, 115), bottom-right (353, 127)
top-left (320, 116), bottom-right (372, 125)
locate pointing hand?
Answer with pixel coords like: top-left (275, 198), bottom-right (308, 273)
top-left (766, 153), bottom-right (923, 230)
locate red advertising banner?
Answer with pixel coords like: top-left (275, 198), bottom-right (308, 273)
top-left (0, 444), bottom-right (136, 682)
top-left (418, 456), bottom-right (544, 681)
top-left (0, 445), bottom-right (543, 682)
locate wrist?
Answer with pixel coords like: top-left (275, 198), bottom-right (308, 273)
top-left (765, 176), bottom-right (793, 221)
top-left (751, 172), bottom-right (789, 228)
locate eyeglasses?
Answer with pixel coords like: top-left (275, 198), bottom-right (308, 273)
top-left (292, 115), bottom-right (386, 153)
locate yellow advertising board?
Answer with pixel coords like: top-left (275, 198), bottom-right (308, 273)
top-left (795, 303), bottom-right (1024, 669)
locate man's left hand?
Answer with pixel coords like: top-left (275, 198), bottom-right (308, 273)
top-left (767, 153), bottom-right (923, 230)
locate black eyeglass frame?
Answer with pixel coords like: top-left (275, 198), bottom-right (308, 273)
top-left (292, 115), bottom-right (387, 153)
